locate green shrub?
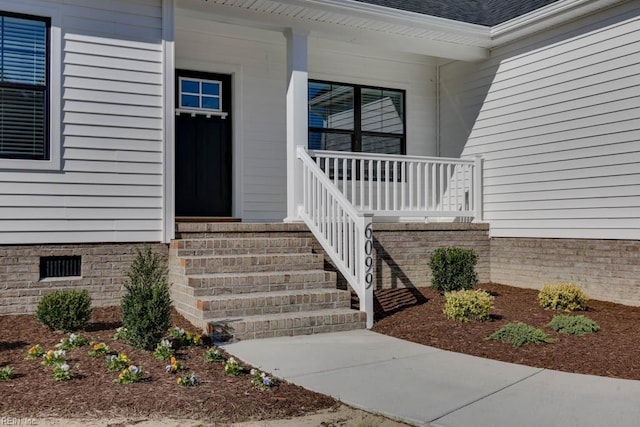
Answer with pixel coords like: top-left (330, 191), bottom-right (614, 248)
top-left (443, 289), bottom-right (494, 322)
top-left (486, 322), bottom-right (555, 348)
top-left (121, 246), bottom-right (172, 351)
top-left (429, 247), bottom-right (478, 294)
top-left (35, 289), bottom-right (92, 332)
top-left (548, 315), bottom-right (600, 336)
top-left (538, 282), bottom-right (588, 311)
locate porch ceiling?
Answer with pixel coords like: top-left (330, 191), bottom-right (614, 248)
top-left (178, 0), bottom-right (491, 61)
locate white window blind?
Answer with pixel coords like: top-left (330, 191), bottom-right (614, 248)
top-left (0, 14), bottom-right (48, 160)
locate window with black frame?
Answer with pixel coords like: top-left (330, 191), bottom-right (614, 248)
top-left (308, 80), bottom-right (405, 180)
top-left (308, 80), bottom-right (405, 154)
top-left (0, 13), bottom-right (49, 160)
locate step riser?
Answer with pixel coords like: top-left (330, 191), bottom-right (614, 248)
top-left (182, 263), bottom-right (324, 275)
top-left (200, 293), bottom-right (351, 318)
top-left (176, 247), bottom-right (310, 256)
top-left (172, 238), bottom-right (314, 256)
top-left (208, 311), bottom-right (366, 341)
top-left (186, 271), bottom-right (334, 289)
top-left (192, 282), bottom-right (337, 297)
top-left (175, 254), bottom-right (324, 275)
top-left (176, 232), bottom-right (312, 240)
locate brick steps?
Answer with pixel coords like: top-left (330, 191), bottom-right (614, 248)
top-left (185, 270), bottom-right (337, 297)
top-left (169, 222), bottom-right (365, 341)
top-left (174, 253), bottom-right (325, 275)
top-left (171, 237), bottom-right (314, 256)
top-left (206, 308), bottom-right (366, 341)
top-left (196, 289), bottom-right (351, 318)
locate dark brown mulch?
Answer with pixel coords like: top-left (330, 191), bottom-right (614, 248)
top-left (0, 308), bottom-right (338, 421)
top-left (372, 283), bottom-right (640, 380)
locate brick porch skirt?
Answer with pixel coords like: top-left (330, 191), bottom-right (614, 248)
top-left (0, 228), bottom-right (638, 315)
top-left (0, 243), bottom-right (167, 315)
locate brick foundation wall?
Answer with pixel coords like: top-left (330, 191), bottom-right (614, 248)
top-left (490, 237), bottom-right (640, 306)
top-left (313, 223), bottom-right (491, 291)
top-left (0, 243), bottom-right (168, 315)
top-left (372, 223), bottom-right (490, 290)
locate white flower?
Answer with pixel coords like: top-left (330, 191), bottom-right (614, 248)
top-left (250, 369), bottom-right (257, 375)
top-left (60, 363), bottom-right (70, 371)
top-left (54, 349), bottom-right (65, 358)
top-left (129, 365), bottom-right (140, 374)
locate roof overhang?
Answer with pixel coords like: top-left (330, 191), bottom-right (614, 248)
top-left (180, 0), bottom-right (491, 61)
top-left (491, 0), bottom-right (630, 45)
top-left (179, 0), bottom-right (631, 62)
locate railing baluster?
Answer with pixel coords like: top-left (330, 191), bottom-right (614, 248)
top-left (393, 161), bottom-right (398, 210)
top-left (351, 158), bottom-right (356, 207)
top-left (432, 163), bottom-right (437, 211)
top-left (409, 161), bottom-right (414, 210)
top-left (359, 159), bottom-right (364, 210)
top-left (376, 160), bottom-right (381, 211)
top-left (385, 160), bottom-right (390, 211)
top-left (368, 159), bottom-right (373, 211)
top-left (400, 162), bottom-right (406, 209)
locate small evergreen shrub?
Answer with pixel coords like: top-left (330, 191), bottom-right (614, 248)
top-left (429, 247), bottom-right (478, 294)
top-left (443, 289), bottom-right (494, 322)
top-left (538, 282), bottom-right (588, 311)
top-left (121, 246), bottom-right (172, 351)
top-left (486, 322), bottom-right (555, 348)
top-left (548, 315), bottom-right (600, 336)
top-left (35, 289), bottom-right (92, 332)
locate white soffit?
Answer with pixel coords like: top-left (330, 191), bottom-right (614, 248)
top-left (190, 0), bottom-right (491, 61)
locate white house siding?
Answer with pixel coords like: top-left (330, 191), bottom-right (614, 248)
top-left (0, 0), bottom-right (164, 244)
top-left (439, 1), bottom-right (640, 240)
top-left (176, 15), bottom-right (438, 222)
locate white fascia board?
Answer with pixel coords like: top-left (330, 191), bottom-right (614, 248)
top-left (285, 0), bottom-right (491, 42)
top-left (491, 0), bottom-right (629, 46)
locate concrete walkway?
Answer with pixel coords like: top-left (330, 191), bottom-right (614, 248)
top-left (223, 330), bottom-right (640, 427)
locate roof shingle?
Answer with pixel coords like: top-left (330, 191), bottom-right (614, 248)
top-left (352, 0), bottom-right (560, 26)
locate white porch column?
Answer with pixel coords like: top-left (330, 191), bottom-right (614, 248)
top-left (284, 28), bottom-right (309, 222)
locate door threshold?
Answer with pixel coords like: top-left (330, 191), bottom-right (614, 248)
top-left (175, 217), bottom-right (242, 223)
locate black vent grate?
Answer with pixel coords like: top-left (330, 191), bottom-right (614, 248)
top-left (40, 256), bottom-right (81, 279)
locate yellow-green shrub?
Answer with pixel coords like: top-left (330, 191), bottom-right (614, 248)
top-left (538, 282), bottom-right (588, 311)
top-left (443, 289), bottom-right (494, 322)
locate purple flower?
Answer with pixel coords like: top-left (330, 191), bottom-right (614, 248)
top-left (262, 376), bottom-right (272, 386)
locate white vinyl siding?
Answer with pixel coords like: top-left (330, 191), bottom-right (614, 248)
top-left (176, 16), bottom-right (437, 221)
top-left (0, 0), bottom-right (164, 244)
top-left (440, 2), bottom-right (640, 240)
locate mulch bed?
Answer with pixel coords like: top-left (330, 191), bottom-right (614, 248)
top-left (372, 283), bottom-right (640, 380)
top-left (0, 308), bottom-right (337, 421)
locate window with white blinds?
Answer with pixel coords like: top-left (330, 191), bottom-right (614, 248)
top-left (0, 13), bottom-right (49, 160)
top-left (308, 80), bottom-right (405, 154)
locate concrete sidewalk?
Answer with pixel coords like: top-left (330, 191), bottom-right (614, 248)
top-left (223, 330), bottom-right (640, 427)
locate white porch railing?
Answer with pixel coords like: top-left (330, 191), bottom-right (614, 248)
top-left (310, 150), bottom-right (482, 221)
top-left (296, 148), bottom-right (482, 329)
top-left (297, 147), bottom-right (374, 328)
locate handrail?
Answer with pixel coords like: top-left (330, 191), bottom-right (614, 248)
top-left (310, 149), bottom-right (475, 165)
top-left (297, 147), bottom-right (374, 328)
top-left (310, 150), bottom-right (481, 221)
